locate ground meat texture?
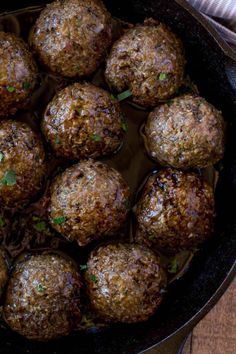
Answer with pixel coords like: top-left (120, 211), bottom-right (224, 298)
top-left (0, 250), bottom-right (8, 298)
top-left (0, 120), bottom-right (46, 208)
top-left (144, 94), bottom-right (225, 168)
top-left (0, 32), bottom-right (38, 116)
top-left (31, 0), bottom-right (112, 78)
top-left (105, 18), bottom-right (185, 107)
top-left (48, 160), bottom-right (130, 246)
top-left (42, 82), bottom-right (123, 159)
top-left (3, 253), bottom-right (82, 341)
top-left (85, 243), bottom-right (166, 323)
top-left (135, 169), bottom-right (215, 253)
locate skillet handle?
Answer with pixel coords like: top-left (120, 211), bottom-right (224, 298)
top-left (225, 56), bottom-right (236, 95)
top-left (142, 331), bottom-right (189, 354)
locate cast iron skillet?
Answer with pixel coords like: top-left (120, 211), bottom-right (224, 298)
top-left (0, 1), bottom-right (236, 353)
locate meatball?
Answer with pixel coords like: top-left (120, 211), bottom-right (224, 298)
top-left (0, 32), bottom-right (38, 116)
top-left (42, 83), bottom-right (124, 159)
top-left (3, 253), bottom-right (82, 341)
top-left (85, 243), bottom-right (166, 323)
top-left (105, 18), bottom-right (185, 107)
top-left (144, 94), bottom-right (225, 168)
top-left (31, 0), bottom-right (112, 78)
top-left (135, 169), bottom-right (215, 253)
top-left (0, 249), bottom-right (8, 298)
top-left (48, 160), bottom-right (130, 246)
top-left (0, 120), bottom-right (46, 208)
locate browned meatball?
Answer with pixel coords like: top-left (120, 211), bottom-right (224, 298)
top-left (41, 82), bottom-right (124, 159)
top-left (135, 169), bottom-right (215, 253)
top-left (85, 243), bottom-right (166, 323)
top-left (144, 94), bottom-right (225, 168)
top-left (0, 32), bottom-right (38, 116)
top-left (3, 253), bottom-right (82, 341)
top-left (0, 249), bottom-right (8, 298)
top-left (48, 160), bottom-right (130, 246)
top-left (0, 120), bottom-right (46, 208)
top-left (31, 0), bottom-right (112, 78)
top-left (105, 18), bottom-right (185, 107)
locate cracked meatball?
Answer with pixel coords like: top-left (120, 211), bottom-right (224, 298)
top-left (135, 169), bottom-right (215, 253)
top-left (105, 18), bottom-right (185, 107)
top-left (85, 243), bottom-right (166, 323)
top-left (144, 94), bottom-right (225, 168)
top-left (0, 120), bottom-right (46, 208)
top-left (42, 82), bottom-right (124, 159)
top-left (31, 0), bottom-right (112, 78)
top-left (3, 253), bottom-right (82, 341)
top-left (48, 160), bottom-right (130, 246)
top-left (0, 32), bottom-right (38, 116)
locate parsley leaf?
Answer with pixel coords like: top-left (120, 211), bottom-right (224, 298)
top-left (54, 136), bottom-right (60, 145)
top-left (6, 86), bottom-right (15, 93)
top-left (1, 170), bottom-right (16, 186)
top-left (34, 221), bottom-right (46, 232)
top-left (117, 89), bottom-right (132, 102)
top-left (80, 264), bottom-right (88, 271)
top-left (90, 274), bottom-right (97, 283)
top-left (36, 284), bottom-right (46, 293)
top-left (0, 152), bottom-right (4, 162)
top-left (91, 134), bottom-right (101, 142)
top-left (53, 216), bottom-right (66, 225)
top-left (22, 82), bottom-right (30, 90)
top-left (0, 216), bottom-right (5, 228)
top-left (168, 258), bottom-right (179, 274)
top-left (159, 73), bottom-right (167, 81)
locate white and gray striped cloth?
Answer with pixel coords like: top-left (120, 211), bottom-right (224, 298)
top-left (188, 0), bottom-right (236, 45)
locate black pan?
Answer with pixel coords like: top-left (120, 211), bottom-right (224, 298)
top-left (0, 1), bottom-right (236, 353)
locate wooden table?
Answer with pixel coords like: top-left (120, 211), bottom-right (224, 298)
top-left (182, 277), bottom-right (236, 354)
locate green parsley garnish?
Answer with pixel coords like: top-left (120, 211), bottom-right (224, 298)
top-left (124, 199), bottom-right (131, 209)
top-left (53, 216), bottom-right (66, 225)
top-left (91, 134), bottom-right (101, 142)
top-left (90, 274), bottom-right (97, 283)
top-left (168, 258), bottom-right (179, 274)
top-left (166, 99), bottom-right (173, 107)
top-left (148, 234), bottom-right (156, 241)
top-left (121, 120), bottom-right (128, 132)
top-left (117, 89), bottom-right (132, 102)
top-left (34, 221), bottom-right (46, 232)
top-left (80, 264), bottom-right (88, 271)
top-left (6, 86), bottom-right (15, 93)
top-left (22, 82), bottom-right (30, 90)
top-left (110, 94), bottom-right (117, 101)
top-left (0, 216), bottom-right (5, 228)
top-left (0, 152), bottom-right (4, 162)
top-left (159, 73), bottom-right (167, 81)
top-left (54, 136), bottom-right (60, 145)
top-left (1, 170), bottom-right (16, 186)
top-left (36, 284), bottom-right (46, 293)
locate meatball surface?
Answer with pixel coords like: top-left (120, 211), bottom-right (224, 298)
top-left (135, 169), bottom-right (215, 253)
top-left (48, 160), bottom-right (130, 246)
top-left (0, 250), bottom-right (8, 298)
top-left (0, 120), bottom-right (46, 208)
top-left (3, 253), bottom-right (82, 341)
top-left (85, 243), bottom-right (166, 323)
top-left (144, 94), bottom-right (225, 168)
top-left (42, 82), bottom-right (124, 159)
top-left (105, 18), bottom-right (185, 107)
top-left (31, 0), bottom-right (112, 77)
top-left (0, 32), bottom-right (38, 116)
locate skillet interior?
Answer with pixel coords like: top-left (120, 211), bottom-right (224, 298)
top-left (0, 0), bottom-right (236, 353)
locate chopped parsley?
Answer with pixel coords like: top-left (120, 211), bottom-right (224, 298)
top-left (0, 152), bottom-right (4, 162)
top-left (0, 216), bottom-right (5, 228)
top-left (1, 170), bottom-right (16, 186)
top-left (159, 73), bottom-right (167, 81)
top-left (124, 199), bottom-right (131, 209)
top-left (22, 82), bottom-right (30, 90)
top-left (148, 234), bottom-right (156, 241)
top-left (110, 94), bottom-right (117, 101)
top-left (121, 120), bottom-right (128, 132)
top-left (36, 284), bottom-right (46, 293)
top-left (34, 221), bottom-right (46, 232)
top-left (91, 134), bottom-right (101, 142)
top-left (53, 216), bottom-right (66, 225)
top-left (80, 264), bottom-right (88, 271)
top-left (6, 86), bottom-right (15, 93)
top-left (90, 274), bottom-right (97, 283)
top-left (54, 136), bottom-right (60, 145)
top-left (117, 89), bottom-right (132, 102)
top-left (168, 258), bottom-right (179, 274)
top-left (166, 99), bottom-right (173, 107)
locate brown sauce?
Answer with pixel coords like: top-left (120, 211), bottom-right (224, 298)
top-left (0, 5), bottom-right (217, 331)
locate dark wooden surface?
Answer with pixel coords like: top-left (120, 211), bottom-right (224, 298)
top-left (182, 277), bottom-right (236, 354)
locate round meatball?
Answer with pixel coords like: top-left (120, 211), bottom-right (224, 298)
top-left (0, 32), bottom-right (38, 116)
top-left (0, 249), bottom-right (8, 298)
top-left (144, 94), bottom-right (225, 168)
top-left (135, 169), bottom-right (215, 253)
top-left (105, 18), bottom-right (185, 107)
top-left (85, 243), bottom-right (166, 323)
top-left (3, 253), bottom-right (82, 341)
top-left (42, 82), bottom-right (124, 159)
top-left (0, 120), bottom-right (46, 208)
top-left (31, 0), bottom-right (112, 77)
top-left (48, 160), bottom-right (130, 246)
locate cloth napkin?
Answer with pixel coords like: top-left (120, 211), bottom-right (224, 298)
top-left (187, 0), bottom-right (236, 45)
